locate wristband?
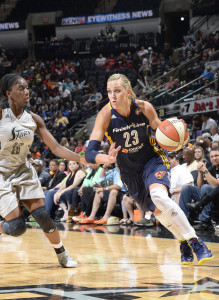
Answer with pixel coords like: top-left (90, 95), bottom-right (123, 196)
top-left (85, 140), bottom-right (101, 163)
top-left (203, 170), bottom-right (209, 175)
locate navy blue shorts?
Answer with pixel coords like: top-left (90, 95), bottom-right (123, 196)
top-left (120, 156), bottom-right (170, 212)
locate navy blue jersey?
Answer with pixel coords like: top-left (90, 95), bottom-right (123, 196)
top-left (105, 100), bottom-right (170, 175)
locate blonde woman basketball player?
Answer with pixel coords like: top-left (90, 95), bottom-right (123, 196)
top-left (85, 73), bottom-right (213, 265)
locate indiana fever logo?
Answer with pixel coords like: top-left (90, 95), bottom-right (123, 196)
top-left (155, 171), bottom-right (166, 179)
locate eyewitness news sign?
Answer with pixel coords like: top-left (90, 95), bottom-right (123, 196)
top-left (0, 22), bottom-right (20, 30)
top-left (62, 10), bottom-right (154, 26)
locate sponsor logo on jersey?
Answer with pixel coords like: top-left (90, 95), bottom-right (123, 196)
top-left (122, 148), bottom-right (128, 153)
top-left (111, 114), bottom-right (117, 119)
top-left (155, 171), bottom-right (166, 179)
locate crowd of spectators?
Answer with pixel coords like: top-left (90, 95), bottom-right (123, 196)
top-left (1, 24), bottom-right (219, 234)
top-left (25, 115), bottom-right (219, 233)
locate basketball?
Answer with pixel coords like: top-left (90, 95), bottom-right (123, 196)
top-left (155, 118), bottom-right (189, 151)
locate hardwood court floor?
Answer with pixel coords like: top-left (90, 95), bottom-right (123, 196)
top-left (0, 224), bottom-right (219, 300)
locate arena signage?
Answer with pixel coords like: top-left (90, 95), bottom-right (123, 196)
top-left (180, 96), bottom-right (219, 115)
top-left (156, 96), bottom-right (219, 119)
top-left (0, 22), bottom-right (20, 30)
top-left (61, 10), bottom-right (154, 26)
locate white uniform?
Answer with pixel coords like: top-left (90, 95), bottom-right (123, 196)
top-left (0, 102), bottom-right (44, 217)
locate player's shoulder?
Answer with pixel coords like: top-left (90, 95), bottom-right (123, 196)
top-left (98, 102), bottom-right (111, 118)
top-left (135, 99), bottom-right (153, 110)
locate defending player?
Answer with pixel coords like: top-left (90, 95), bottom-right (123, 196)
top-left (0, 74), bottom-right (116, 268)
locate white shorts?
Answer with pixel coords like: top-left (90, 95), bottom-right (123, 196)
top-left (0, 162), bottom-right (45, 218)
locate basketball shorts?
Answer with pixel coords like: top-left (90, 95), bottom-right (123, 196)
top-left (120, 157), bottom-right (170, 212)
top-left (0, 163), bottom-right (45, 218)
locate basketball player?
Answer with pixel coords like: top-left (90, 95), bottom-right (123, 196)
top-left (0, 74), bottom-right (115, 268)
top-left (85, 73), bottom-right (213, 265)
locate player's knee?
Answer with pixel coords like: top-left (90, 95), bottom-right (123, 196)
top-left (2, 216), bottom-right (26, 237)
top-left (150, 187), bottom-right (172, 212)
top-left (31, 206), bottom-right (56, 233)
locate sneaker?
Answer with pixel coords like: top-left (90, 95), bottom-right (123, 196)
top-left (134, 218), bottom-right (154, 227)
top-left (72, 211), bottom-right (85, 222)
top-left (180, 240), bottom-right (194, 265)
top-left (79, 217), bottom-right (95, 224)
top-left (57, 250), bottom-right (78, 268)
top-left (94, 218), bottom-right (107, 225)
top-left (187, 237), bottom-right (213, 265)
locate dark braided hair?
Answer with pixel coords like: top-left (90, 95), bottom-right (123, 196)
top-left (0, 74), bottom-right (22, 99)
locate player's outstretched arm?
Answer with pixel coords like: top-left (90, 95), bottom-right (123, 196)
top-left (85, 107), bottom-right (121, 165)
top-left (32, 113), bottom-right (82, 163)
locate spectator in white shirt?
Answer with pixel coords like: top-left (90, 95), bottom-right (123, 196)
top-left (95, 53), bottom-right (106, 67)
top-left (201, 113), bottom-right (217, 132)
top-left (169, 152), bottom-right (194, 204)
top-left (137, 46), bottom-right (148, 58)
top-left (210, 125), bottom-right (219, 142)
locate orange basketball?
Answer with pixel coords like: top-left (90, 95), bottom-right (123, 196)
top-left (155, 118), bottom-right (189, 151)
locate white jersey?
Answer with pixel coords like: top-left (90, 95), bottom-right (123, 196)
top-left (0, 102), bottom-right (37, 173)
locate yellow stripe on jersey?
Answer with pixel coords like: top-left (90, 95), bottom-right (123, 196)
top-left (108, 101), bottom-right (112, 109)
top-left (105, 131), bottom-right (114, 145)
top-left (146, 125), bottom-right (170, 169)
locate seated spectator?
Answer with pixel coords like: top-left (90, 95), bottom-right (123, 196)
top-left (63, 77), bottom-right (75, 91)
top-left (54, 161), bottom-right (86, 221)
top-left (182, 147), bottom-right (198, 173)
top-left (79, 163), bottom-right (126, 224)
top-left (212, 141), bottom-right (219, 148)
top-left (119, 57), bottom-right (130, 69)
top-left (108, 53), bottom-right (116, 69)
top-left (54, 111), bottom-right (69, 127)
top-left (191, 114), bottom-right (203, 139)
top-left (61, 86), bottom-right (71, 99)
top-left (32, 159), bottom-right (50, 186)
top-left (179, 146), bottom-right (219, 230)
top-left (210, 125), bottom-right (219, 142)
top-left (201, 113), bottom-right (217, 132)
top-left (194, 145), bottom-right (211, 168)
top-left (59, 159), bottom-right (69, 176)
top-left (43, 159), bottom-right (67, 217)
top-left (201, 66), bottom-right (214, 81)
top-left (95, 53), bottom-right (106, 67)
top-left (60, 137), bottom-right (70, 149)
top-left (43, 159), bottom-right (67, 191)
top-left (88, 88), bottom-right (103, 112)
top-left (202, 132), bottom-right (213, 151)
top-left (75, 139), bottom-right (86, 154)
top-left (31, 145), bottom-right (41, 160)
top-left (168, 152), bottom-right (194, 203)
top-left (72, 164), bottom-right (103, 221)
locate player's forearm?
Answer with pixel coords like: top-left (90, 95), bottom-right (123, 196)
top-left (53, 145), bottom-right (81, 162)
